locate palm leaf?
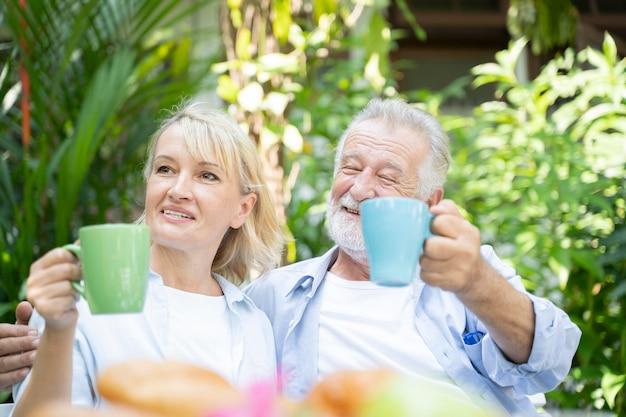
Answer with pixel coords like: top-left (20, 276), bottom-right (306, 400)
top-left (55, 48), bottom-right (136, 245)
top-left (0, 0), bottom-right (218, 322)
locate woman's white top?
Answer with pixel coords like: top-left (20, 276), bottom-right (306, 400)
top-left (162, 286), bottom-right (233, 382)
top-left (13, 270), bottom-right (277, 408)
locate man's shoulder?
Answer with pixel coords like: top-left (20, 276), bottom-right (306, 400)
top-left (252, 254), bottom-right (325, 286)
top-left (271, 254), bottom-right (326, 275)
top-left (245, 247), bottom-right (338, 294)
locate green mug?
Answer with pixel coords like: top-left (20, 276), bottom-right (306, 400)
top-left (63, 224), bottom-right (150, 314)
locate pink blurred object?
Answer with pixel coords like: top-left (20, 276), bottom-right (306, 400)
top-left (204, 379), bottom-right (280, 417)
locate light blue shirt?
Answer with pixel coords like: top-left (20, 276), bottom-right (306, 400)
top-left (13, 270), bottom-right (277, 408)
top-left (244, 246), bottom-right (582, 417)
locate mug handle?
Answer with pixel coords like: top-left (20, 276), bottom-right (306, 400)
top-left (62, 244), bottom-right (86, 297)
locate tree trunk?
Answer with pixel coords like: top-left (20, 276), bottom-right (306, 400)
top-left (219, 0), bottom-right (286, 225)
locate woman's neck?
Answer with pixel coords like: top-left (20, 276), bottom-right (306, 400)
top-left (149, 245), bottom-right (223, 296)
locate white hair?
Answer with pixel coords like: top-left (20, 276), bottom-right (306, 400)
top-left (334, 98), bottom-right (451, 199)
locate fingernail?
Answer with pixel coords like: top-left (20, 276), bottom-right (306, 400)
top-left (27, 330), bottom-right (38, 337)
top-left (31, 338), bottom-right (40, 348)
top-left (28, 351), bottom-right (37, 360)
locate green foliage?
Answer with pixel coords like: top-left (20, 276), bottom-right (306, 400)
top-left (0, 0), bottom-right (217, 323)
top-left (507, 0), bottom-right (579, 54)
top-left (214, 4), bottom-right (625, 411)
top-left (213, 0), bottom-right (424, 261)
top-left (0, 1), bottom-right (623, 413)
top-left (278, 27), bottom-right (626, 412)
top-left (438, 34), bottom-right (625, 412)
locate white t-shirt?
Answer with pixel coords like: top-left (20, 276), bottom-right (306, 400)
top-left (163, 286), bottom-right (234, 384)
top-left (318, 272), bottom-right (473, 402)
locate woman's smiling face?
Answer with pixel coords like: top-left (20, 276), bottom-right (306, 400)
top-left (144, 124), bottom-right (256, 254)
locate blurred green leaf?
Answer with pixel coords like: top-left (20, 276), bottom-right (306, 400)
top-left (602, 371), bottom-right (626, 409)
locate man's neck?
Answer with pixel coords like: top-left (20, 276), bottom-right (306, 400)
top-left (328, 248), bottom-right (371, 281)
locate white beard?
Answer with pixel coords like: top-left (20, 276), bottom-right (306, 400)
top-left (326, 194), bottom-right (368, 264)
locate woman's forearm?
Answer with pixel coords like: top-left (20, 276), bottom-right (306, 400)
top-left (12, 324), bottom-right (76, 417)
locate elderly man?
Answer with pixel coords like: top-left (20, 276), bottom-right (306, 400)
top-left (244, 98), bottom-right (581, 416)
top-left (1, 98), bottom-right (579, 416)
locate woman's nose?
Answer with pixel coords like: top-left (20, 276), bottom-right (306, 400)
top-left (167, 175), bottom-right (193, 200)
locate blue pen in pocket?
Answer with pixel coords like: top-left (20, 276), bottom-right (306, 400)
top-left (463, 331), bottom-right (485, 345)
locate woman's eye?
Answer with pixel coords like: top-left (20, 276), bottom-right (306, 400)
top-left (156, 165), bottom-right (172, 174)
top-left (202, 172), bottom-right (218, 181)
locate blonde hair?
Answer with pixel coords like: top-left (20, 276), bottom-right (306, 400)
top-left (140, 100), bottom-right (285, 284)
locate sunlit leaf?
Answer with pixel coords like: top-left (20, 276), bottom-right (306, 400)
top-left (237, 82), bottom-right (264, 112)
top-left (601, 32), bottom-right (617, 67)
top-left (549, 246), bottom-right (572, 290)
top-left (258, 53), bottom-right (300, 73)
top-left (283, 124), bottom-right (303, 153)
top-left (394, 0), bottom-right (426, 40)
top-left (313, 0), bottom-right (336, 24)
top-left (259, 125), bottom-right (280, 149)
top-left (264, 92), bottom-right (289, 116)
top-left (601, 370), bottom-right (626, 409)
top-left (217, 75), bottom-right (240, 103)
top-left (271, 0), bottom-right (292, 44)
top-left (236, 28), bottom-right (252, 60)
top-left (171, 37), bottom-right (192, 76)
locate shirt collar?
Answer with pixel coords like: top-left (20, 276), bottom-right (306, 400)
top-left (285, 246), bottom-right (340, 297)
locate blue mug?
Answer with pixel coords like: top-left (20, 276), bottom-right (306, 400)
top-left (361, 197), bottom-right (433, 286)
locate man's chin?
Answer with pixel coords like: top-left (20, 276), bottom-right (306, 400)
top-left (337, 245), bottom-right (368, 265)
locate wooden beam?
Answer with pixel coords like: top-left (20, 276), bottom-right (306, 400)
top-left (389, 10), bottom-right (507, 30)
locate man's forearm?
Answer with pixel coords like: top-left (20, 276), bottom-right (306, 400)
top-left (457, 260), bottom-right (535, 363)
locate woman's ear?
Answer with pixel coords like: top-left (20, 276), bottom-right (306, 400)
top-left (229, 193), bottom-right (257, 229)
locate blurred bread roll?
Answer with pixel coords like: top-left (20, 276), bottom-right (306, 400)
top-left (305, 369), bottom-right (397, 417)
top-left (27, 401), bottom-right (162, 417)
top-left (97, 359), bottom-right (243, 417)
